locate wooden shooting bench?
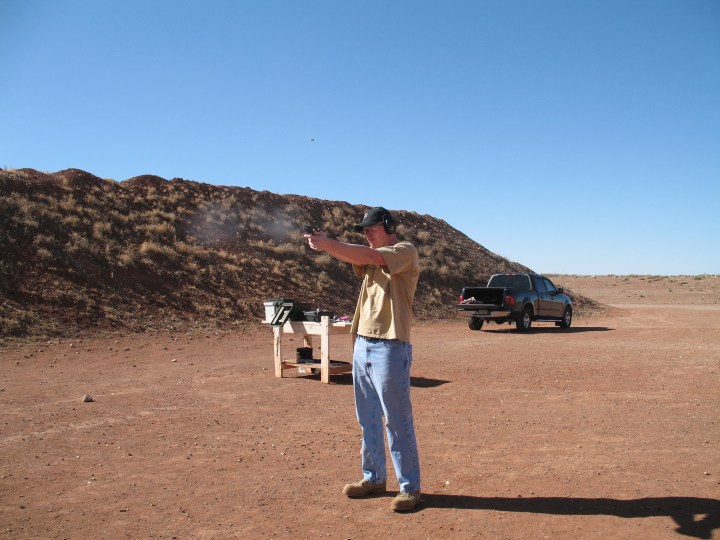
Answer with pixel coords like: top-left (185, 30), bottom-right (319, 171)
top-left (271, 316), bottom-right (353, 383)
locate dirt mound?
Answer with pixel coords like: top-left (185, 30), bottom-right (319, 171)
top-left (0, 167), bottom-right (602, 340)
top-left (122, 174), bottom-right (170, 190)
top-left (54, 168), bottom-right (105, 189)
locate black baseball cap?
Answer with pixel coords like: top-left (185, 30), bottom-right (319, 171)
top-left (354, 207), bottom-right (392, 232)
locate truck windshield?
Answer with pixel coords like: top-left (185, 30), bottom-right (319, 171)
top-left (487, 274), bottom-right (531, 290)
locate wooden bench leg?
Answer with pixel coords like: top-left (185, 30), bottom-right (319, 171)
top-left (321, 316), bottom-right (330, 383)
top-left (273, 325), bottom-right (283, 378)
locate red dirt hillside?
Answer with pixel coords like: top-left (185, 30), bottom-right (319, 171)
top-left (0, 167), bottom-right (600, 339)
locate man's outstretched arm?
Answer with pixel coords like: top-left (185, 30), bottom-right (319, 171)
top-left (305, 232), bottom-right (385, 265)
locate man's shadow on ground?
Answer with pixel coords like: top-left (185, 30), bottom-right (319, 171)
top-left (421, 494), bottom-right (720, 539)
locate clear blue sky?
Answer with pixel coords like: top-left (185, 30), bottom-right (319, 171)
top-left (2, 0), bottom-right (718, 275)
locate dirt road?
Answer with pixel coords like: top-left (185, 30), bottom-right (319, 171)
top-left (1, 280), bottom-right (718, 539)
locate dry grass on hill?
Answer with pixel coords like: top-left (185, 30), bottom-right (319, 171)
top-left (1, 167), bottom-right (606, 341)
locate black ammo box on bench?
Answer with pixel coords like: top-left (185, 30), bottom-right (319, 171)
top-left (267, 299), bottom-right (311, 326)
top-left (302, 309), bottom-right (335, 322)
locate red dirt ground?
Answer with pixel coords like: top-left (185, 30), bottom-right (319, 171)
top-left (1, 277), bottom-right (718, 539)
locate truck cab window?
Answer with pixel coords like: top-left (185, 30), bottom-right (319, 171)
top-left (489, 274), bottom-right (531, 290)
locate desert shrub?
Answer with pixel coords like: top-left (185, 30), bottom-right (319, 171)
top-left (175, 241), bottom-right (210, 260)
top-left (33, 233), bottom-right (56, 247)
top-left (32, 234), bottom-right (64, 259)
top-left (35, 247), bottom-right (54, 262)
top-left (132, 195), bottom-right (149, 206)
top-left (67, 232), bottom-right (91, 255)
top-left (141, 221), bottom-right (176, 242)
top-left (28, 203), bottom-right (58, 224)
top-left (149, 209), bottom-right (176, 223)
top-left (284, 202), bottom-right (303, 219)
top-left (108, 210), bottom-right (129, 225)
top-left (116, 247), bottom-right (136, 267)
top-left (92, 221), bottom-right (112, 241)
top-left (314, 253), bottom-right (334, 267)
top-left (8, 194), bottom-right (35, 216)
top-left (144, 187), bottom-right (158, 201)
top-left (316, 270), bottom-right (333, 290)
top-left (220, 195), bottom-right (238, 210)
top-left (15, 214), bottom-right (39, 231)
top-left (215, 249), bottom-right (241, 265)
top-left (418, 245), bottom-right (434, 257)
top-left (0, 310), bottom-right (37, 337)
top-left (127, 210), bottom-right (152, 229)
top-left (270, 260), bottom-right (285, 275)
top-left (181, 259), bottom-right (201, 273)
top-left (244, 215), bottom-right (266, 234)
top-left (428, 287), bottom-right (443, 302)
top-left (59, 194), bottom-right (81, 213)
top-left (415, 230), bottom-right (431, 242)
top-left (223, 262), bottom-right (242, 273)
top-left (0, 193), bottom-right (20, 212)
top-left (166, 193), bottom-right (183, 206)
top-left (63, 214), bottom-right (82, 230)
top-left (322, 207), bottom-right (355, 231)
top-left (139, 241), bottom-right (176, 261)
top-left (1, 195), bottom-right (41, 231)
top-left (83, 193), bottom-right (102, 208)
top-left (268, 242), bottom-right (305, 257)
top-left (249, 239), bottom-right (272, 250)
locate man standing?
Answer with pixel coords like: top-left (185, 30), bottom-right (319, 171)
top-left (304, 207), bottom-right (421, 512)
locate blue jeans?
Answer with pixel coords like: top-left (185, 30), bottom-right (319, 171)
top-left (352, 335), bottom-right (421, 493)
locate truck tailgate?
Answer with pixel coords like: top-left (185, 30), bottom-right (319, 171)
top-left (459, 287), bottom-right (506, 305)
top-left (456, 302), bottom-right (499, 311)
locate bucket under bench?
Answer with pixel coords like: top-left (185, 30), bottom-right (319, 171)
top-left (270, 316), bottom-right (353, 383)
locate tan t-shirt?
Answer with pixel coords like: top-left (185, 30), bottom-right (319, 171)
top-left (350, 241), bottom-right (419, 342)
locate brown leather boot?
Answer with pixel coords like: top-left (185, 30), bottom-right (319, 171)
top-left (390, 490), bottom-right (421, 512)
top-left (342, 479), bottom-right (387, 498)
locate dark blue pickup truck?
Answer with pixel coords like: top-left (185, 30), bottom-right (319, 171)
top-left (457, 273), bottom-right (573, 331)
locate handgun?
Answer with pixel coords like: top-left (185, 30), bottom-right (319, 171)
top-left (301, 224), bottom-right (320, 235)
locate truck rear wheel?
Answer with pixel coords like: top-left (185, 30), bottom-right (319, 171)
top-left (468, 317), bottom-right (484, 331)
top-left (516, 307), bottom-right (532, 331)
